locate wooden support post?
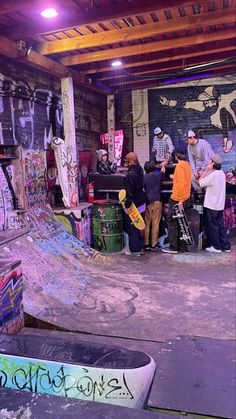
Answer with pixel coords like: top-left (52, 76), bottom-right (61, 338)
top-left (61, 77), bottom-right (78, 207)
top-left (132, 90), bottom-right (150, 168)
top-left (107, 95), bottom-right (115, 162)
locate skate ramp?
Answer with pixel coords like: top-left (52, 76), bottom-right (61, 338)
top-left (0, 205), bottom-right (235, 342)
top-left (0, 206), bottom-right (139, 333)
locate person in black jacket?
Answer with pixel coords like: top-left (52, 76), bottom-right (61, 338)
top-left (96, 149), bottom-right (118, 174)
top-left (123, 152), bottom-right (146, 256)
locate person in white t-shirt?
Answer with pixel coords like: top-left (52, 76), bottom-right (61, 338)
top-left (199, 155), bottom-right (231, 253)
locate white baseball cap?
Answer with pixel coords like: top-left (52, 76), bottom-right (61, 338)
top-left (154, 127), bottom-right (162, 135)
top-left (188, 130), bottom-right (196, 137)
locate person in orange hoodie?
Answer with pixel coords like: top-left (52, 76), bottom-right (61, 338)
top-left (162, 149), bottom-right (192, 254)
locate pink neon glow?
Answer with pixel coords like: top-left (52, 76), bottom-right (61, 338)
top-left (40, 8), bottom-right (58, 18)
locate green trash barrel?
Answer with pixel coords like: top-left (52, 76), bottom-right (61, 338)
top-left (92, 200), bottom-right (124, 253)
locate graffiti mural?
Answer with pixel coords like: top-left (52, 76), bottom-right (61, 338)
top-left (224, 196), bottom-right (236, 231)
top-left (0, 72), bottom-right (62, 149)
top-left (0, 261), bottom-right (24, 333)
top-left (0, 165), bottom-right (14, 230)
top-left (148, 83), bottom-right (236, 171)
top-left (0, 350), bottom-right (155, 408)
top-left (54, 206), bottom-right (92, 246)
top-left (23, 150), bottom-right (47, 209)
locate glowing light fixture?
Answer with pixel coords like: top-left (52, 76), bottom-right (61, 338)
top-left (41, 8), bottom-right (58, 18)
top-left (111, 60), bottom-right (122, 67)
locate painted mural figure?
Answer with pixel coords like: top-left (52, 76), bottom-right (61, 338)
top-left (151, 127), bottom-right (174, 163)
top-left (199, 155), bottom-right (231, 253)
top-left (186, 129), bottom-right (214, 191)
top-left (159, 85), bottom-right (236, 153)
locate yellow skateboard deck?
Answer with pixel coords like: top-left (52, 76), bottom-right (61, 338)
top-left (119, 189), bottom-right (145, 231)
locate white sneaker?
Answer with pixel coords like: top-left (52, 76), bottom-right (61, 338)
top-left (223, 249), bottom-right (231, 253)
top-left (162, 248), bottom-right (178, 254)
top-left (206, 246), bottom-right (222, 253)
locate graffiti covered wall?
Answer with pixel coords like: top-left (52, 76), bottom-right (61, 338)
top-left (75, 90), bottom-right (107, 171)
top-left (148, 79), bottom-right (236, 171)
top-left (0, 56), bottom-right (62, 149)
top-left (0, 261), bottom-right (24, 333)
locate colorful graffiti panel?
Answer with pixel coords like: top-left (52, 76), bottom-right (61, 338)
top-left (0, 262), bottom-right (24, 333)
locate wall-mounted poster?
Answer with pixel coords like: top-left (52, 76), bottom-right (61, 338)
top-left (100, 130), bottom-right (124, 166)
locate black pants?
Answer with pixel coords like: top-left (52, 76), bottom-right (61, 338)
top-left (124, 213), bottom-right (144, 253)
top-left (203, 207), bottom-right (231, 251)
top-left (167, 198), bottom-right (191, 251)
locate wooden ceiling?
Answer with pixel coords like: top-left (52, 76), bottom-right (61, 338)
top-left (0, 0), bottom-right (235, 94)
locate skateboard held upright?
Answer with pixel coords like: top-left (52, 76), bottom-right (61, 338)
top-left (173, 204), bottom-right (194, 245)
top-left (119, 189), bottom-right (145, 231)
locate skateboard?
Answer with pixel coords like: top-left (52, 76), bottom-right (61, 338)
top-left (173, 204), bottom-right (194, 245)
top-left (185, 207), bottom-right (201, 251)
top-left (119, 189), bottom-right (145, 230)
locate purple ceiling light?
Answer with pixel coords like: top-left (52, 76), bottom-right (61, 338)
top-left (40, 8), bottom-right (58, 18)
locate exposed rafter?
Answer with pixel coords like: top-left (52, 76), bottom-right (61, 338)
top-left (60, 29), bottom-right (236, 66)
top-left (0, 0), bottom-right (235, 92)
top-left (80, 44), bottom-right (236, 75)
top-left (7, 0), bottom-right (203, 40)
top-left (36, 9), bottom-right (235, 55)
top-left (92, 52), bottom-right (236, 82)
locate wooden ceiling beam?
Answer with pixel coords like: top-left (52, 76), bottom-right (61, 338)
top-left (36, 9), bottom-right (235, 55)
top-left (102, 63), bottom-right (185, 83)
top-left (0, 0), bottom-right (40, 15)
top-left (89, 45), bottom-right (236, 78)
top-left (0, 34), bottom-right (109, 95)
top-left (7, 0), bottom-right (202, 40)
top-left (99, 53), bottom-right (235, 83)
top-left (109, 64), bottom-right (236, 89)
top-left (61, 28), bottom-right (236, 66)
top-left (94, 56), bottom-right (234, 84)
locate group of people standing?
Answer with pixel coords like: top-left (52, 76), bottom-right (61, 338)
top-left (96, 126), bottom-right (231, 256)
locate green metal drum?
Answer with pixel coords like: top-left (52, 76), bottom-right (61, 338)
top-left (92, 200), bottom-right (124, 253)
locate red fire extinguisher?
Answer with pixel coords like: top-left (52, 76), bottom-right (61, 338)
top-left (86, 182), bottom-right (95, 203)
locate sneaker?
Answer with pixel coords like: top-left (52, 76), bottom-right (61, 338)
top-left (150, 245), bottom-right (159, 251)
top-left (223, 249), bottom-right (231, 253)
top-left (131, 251), bottom-right (142, 257)
top-left (144, 245), bottom-right (150, 251)
top-left (123, 250), bottom-right (131, 256)
top-left (162, 248), bottom-right (178, 254)
top-left (206, 246), bottom-right (222, 253)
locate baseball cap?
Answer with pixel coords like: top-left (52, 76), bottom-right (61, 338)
top-left (188, 130), bottom-right (196, 137)
top-left (212, 155), bottom-right (222, 165)
top-left (154, 127), bottom-right (162, 135)
top-left (96, 149), bottom-right (107, 160)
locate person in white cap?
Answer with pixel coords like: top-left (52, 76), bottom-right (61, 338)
top-left (152, 127), bottom-right (174, 163)
top-left (96, 149), bottom-right (118, 174)
top-left (186, 129), bottom-right (214, 190)
top-left (199, 155), bottom-right (231, 253)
